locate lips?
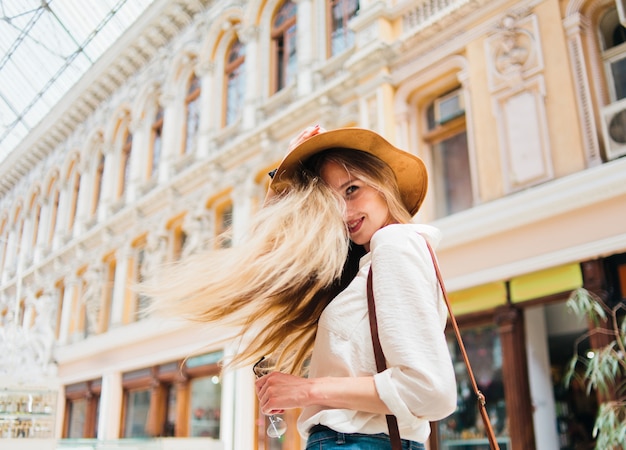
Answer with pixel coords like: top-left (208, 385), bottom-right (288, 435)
top-left (347, 217), bottom-right (364, 234)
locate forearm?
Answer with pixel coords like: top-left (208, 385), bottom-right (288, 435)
top-left (308, 376), bottom-right (391, 415)
top-left (256, 372), bottom-right (391, 415)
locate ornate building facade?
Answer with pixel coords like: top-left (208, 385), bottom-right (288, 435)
top-left (1, 0), bottom-right (625, 449)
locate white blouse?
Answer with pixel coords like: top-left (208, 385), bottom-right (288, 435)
top-left (298, 223), bottom-right (457, 443)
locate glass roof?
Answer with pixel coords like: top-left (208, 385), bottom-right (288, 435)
top-left (0, 0), bottom-right (156, 164)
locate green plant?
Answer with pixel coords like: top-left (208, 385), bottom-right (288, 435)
top-left (564, 288), bottom-right (626, 449)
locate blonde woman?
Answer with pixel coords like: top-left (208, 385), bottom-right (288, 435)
top-left (147, 126), bottom-right (456, 449)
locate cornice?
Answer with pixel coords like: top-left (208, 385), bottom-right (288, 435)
top-left (435, 157), bottom-right (626, 248)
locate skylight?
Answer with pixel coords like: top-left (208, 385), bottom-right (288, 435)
top-left (0, 0), bottom-right (156, 163)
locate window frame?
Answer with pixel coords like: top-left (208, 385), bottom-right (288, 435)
top-left (183, 74), bottom-right (201, 155)
top-left (119, 354), bottom-right (222, 438)
top-left (63, 379), bottom-right (102, 439)
top-left (327, 0), bottom-right (359, 57)
top-left (271, 0), bottom-right (297, 94)
top-left (224, 38), bottom-right (246, 127)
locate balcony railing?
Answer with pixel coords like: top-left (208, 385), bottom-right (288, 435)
top-left (401, 0), bottom-right (481, 35)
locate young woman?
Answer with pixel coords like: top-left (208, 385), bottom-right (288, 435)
top-left (146, 126), bottom-right (457, 449)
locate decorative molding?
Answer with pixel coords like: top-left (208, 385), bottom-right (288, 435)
top-left (485, 11), bottom-right (543, 93)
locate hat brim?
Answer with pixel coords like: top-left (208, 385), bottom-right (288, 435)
top-left (270, 128), bottom-right (428, 216)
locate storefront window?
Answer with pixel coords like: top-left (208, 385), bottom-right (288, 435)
top-left (439, 325), bottom-right (509, 449)
top-left (66, 398), bottom-right (87, 438)
top-left (189, 375), bottom-right (221, 438)
top-left (123, 389), bottom-right (151, 437)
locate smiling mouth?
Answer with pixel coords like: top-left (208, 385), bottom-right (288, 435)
top-left (347, 217), bottom-right (364, 233)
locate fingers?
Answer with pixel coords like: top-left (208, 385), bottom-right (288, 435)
top-left (288, 124), bottom-right (325, 152)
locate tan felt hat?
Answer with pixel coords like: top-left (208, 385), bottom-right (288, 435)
top-left (270, 127), bottom-right (428, 216)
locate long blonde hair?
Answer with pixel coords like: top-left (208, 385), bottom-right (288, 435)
top-left (143, 170), bottom-right (350, 375)
top-left (143, 149), bottom-right (412, 375)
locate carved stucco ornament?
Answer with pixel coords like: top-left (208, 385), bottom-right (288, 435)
top-left (486, 11), bottom-right (543, 92)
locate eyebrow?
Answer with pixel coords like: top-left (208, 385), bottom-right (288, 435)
top-left (338, 178), bottom-right (356, 190)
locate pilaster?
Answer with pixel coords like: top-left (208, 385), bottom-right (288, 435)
top-left (495, 303), bottom-right (536, 450)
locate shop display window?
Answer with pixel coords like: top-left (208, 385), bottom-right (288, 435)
top-left (66, 398), bottom-right (87, 438)
top-left (438, 325), bottom-right (510, 449)
top-left (189, 375), bottom-right (221, 438)
top-left (123, 388), bottom-right (151, 438)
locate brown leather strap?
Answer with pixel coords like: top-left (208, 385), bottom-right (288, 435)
top-left (366, 239), bottom-right (500, 450)
top-left (423, 240), bottom-right (500, 449)
top-left (367, 269), bottom-right (403, 450)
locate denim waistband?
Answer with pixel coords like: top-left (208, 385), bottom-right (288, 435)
top-left (307, 424), bottom-right (425, 450)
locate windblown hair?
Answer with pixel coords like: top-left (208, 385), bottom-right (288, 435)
top-left (143, 149), bottom-right (412, 376)
top-left (143, 170), bottom-right (350, 375)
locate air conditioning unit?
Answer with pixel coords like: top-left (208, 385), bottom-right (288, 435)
top-left (600, 97), bottom-right (626, 160)
top-left (434, 89), bottom-right (465, 125)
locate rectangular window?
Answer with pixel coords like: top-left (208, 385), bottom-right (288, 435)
top-left (66, 398), bottom-right (87, 438)
top-left (123, 388), bottom-right (151, 438)
top-left (432, 131), bottom-right (472, 217)
top-left (63, 380), bottom-right (101, 438)
top-left (189, 376), bottom-right (221, 438)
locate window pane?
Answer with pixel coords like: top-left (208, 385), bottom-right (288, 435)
top-left (330, 0), bottom-right (358, 56)
top-left (189, 376), bottom-right (221, 438)
top-left (67, 398), bottom-right (87, 438)
top-left (226, 59), bottom-right (245, 126)
top-left (433, 131), bottom-right (472, 217)
top-left (185, 98), bottom-right (200, 153)
top-left (124, 389), bottom-right (151, 437)
top-left (610, 57), bottom-right (626, 100)
top-left (439, 325), bottom-right (508, 447)
top-left (164, 386), bottom-right (176, 437)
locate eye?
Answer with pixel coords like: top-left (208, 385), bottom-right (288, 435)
top-left (345, 185), bottom-right (358, 196)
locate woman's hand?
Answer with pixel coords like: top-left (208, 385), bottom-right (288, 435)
top-left (255, 372), bottom-right (312, 414)
top-left (286, 124), bottom-right (325, 155)
top-left (254, 371), bottom-right (390, 416)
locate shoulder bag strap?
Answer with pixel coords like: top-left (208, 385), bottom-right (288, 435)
top-left (366, 269), bottom-right (403, 450)
top-left (366, 239), bottom-right (500, 450)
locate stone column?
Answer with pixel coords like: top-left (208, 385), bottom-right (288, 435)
top-left (563, 12), bottom-right (602, 167)
top-left (98, 144), bottom-right (117, 222)
top-left (98, 371), bottom-right (123, 440)
top-left (240, 26), bottom-right (260, 130)
top-left (74, 158), bottom-right (92, 236)
top-left (110, 245), bottom-right (132, 328)
top-left (196, 60), bottom-right (215, 159)
top-left (294, 0), bottom-right (315, 96)
top-left (58, 276), bottom-right (80, 345)
top-left (126, 115), bottom-right (149, 203)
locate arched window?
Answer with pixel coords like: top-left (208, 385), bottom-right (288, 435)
top-left (119, 130), bottom-right (133, 198)
top-left (272, 0), bottom-right (297, 93)
top-left (92, 153), bottom-right (105, 216)
top-left (225, 39), bottom-right (246, 126)
top-left (424, 88), bottom-right (472, 218)
top-left (329, 0), bottom-right (359, 56)
top-left (184, 74), bottom-right (201, 154)
top-left (150, 107), bottom-right (163, 178)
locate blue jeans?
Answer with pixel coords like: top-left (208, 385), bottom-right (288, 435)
top-left (305, 425), bottom-right (425, 450)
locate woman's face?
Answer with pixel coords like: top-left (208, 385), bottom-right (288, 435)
top-left (320, 160), bottom-right (392, 251)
